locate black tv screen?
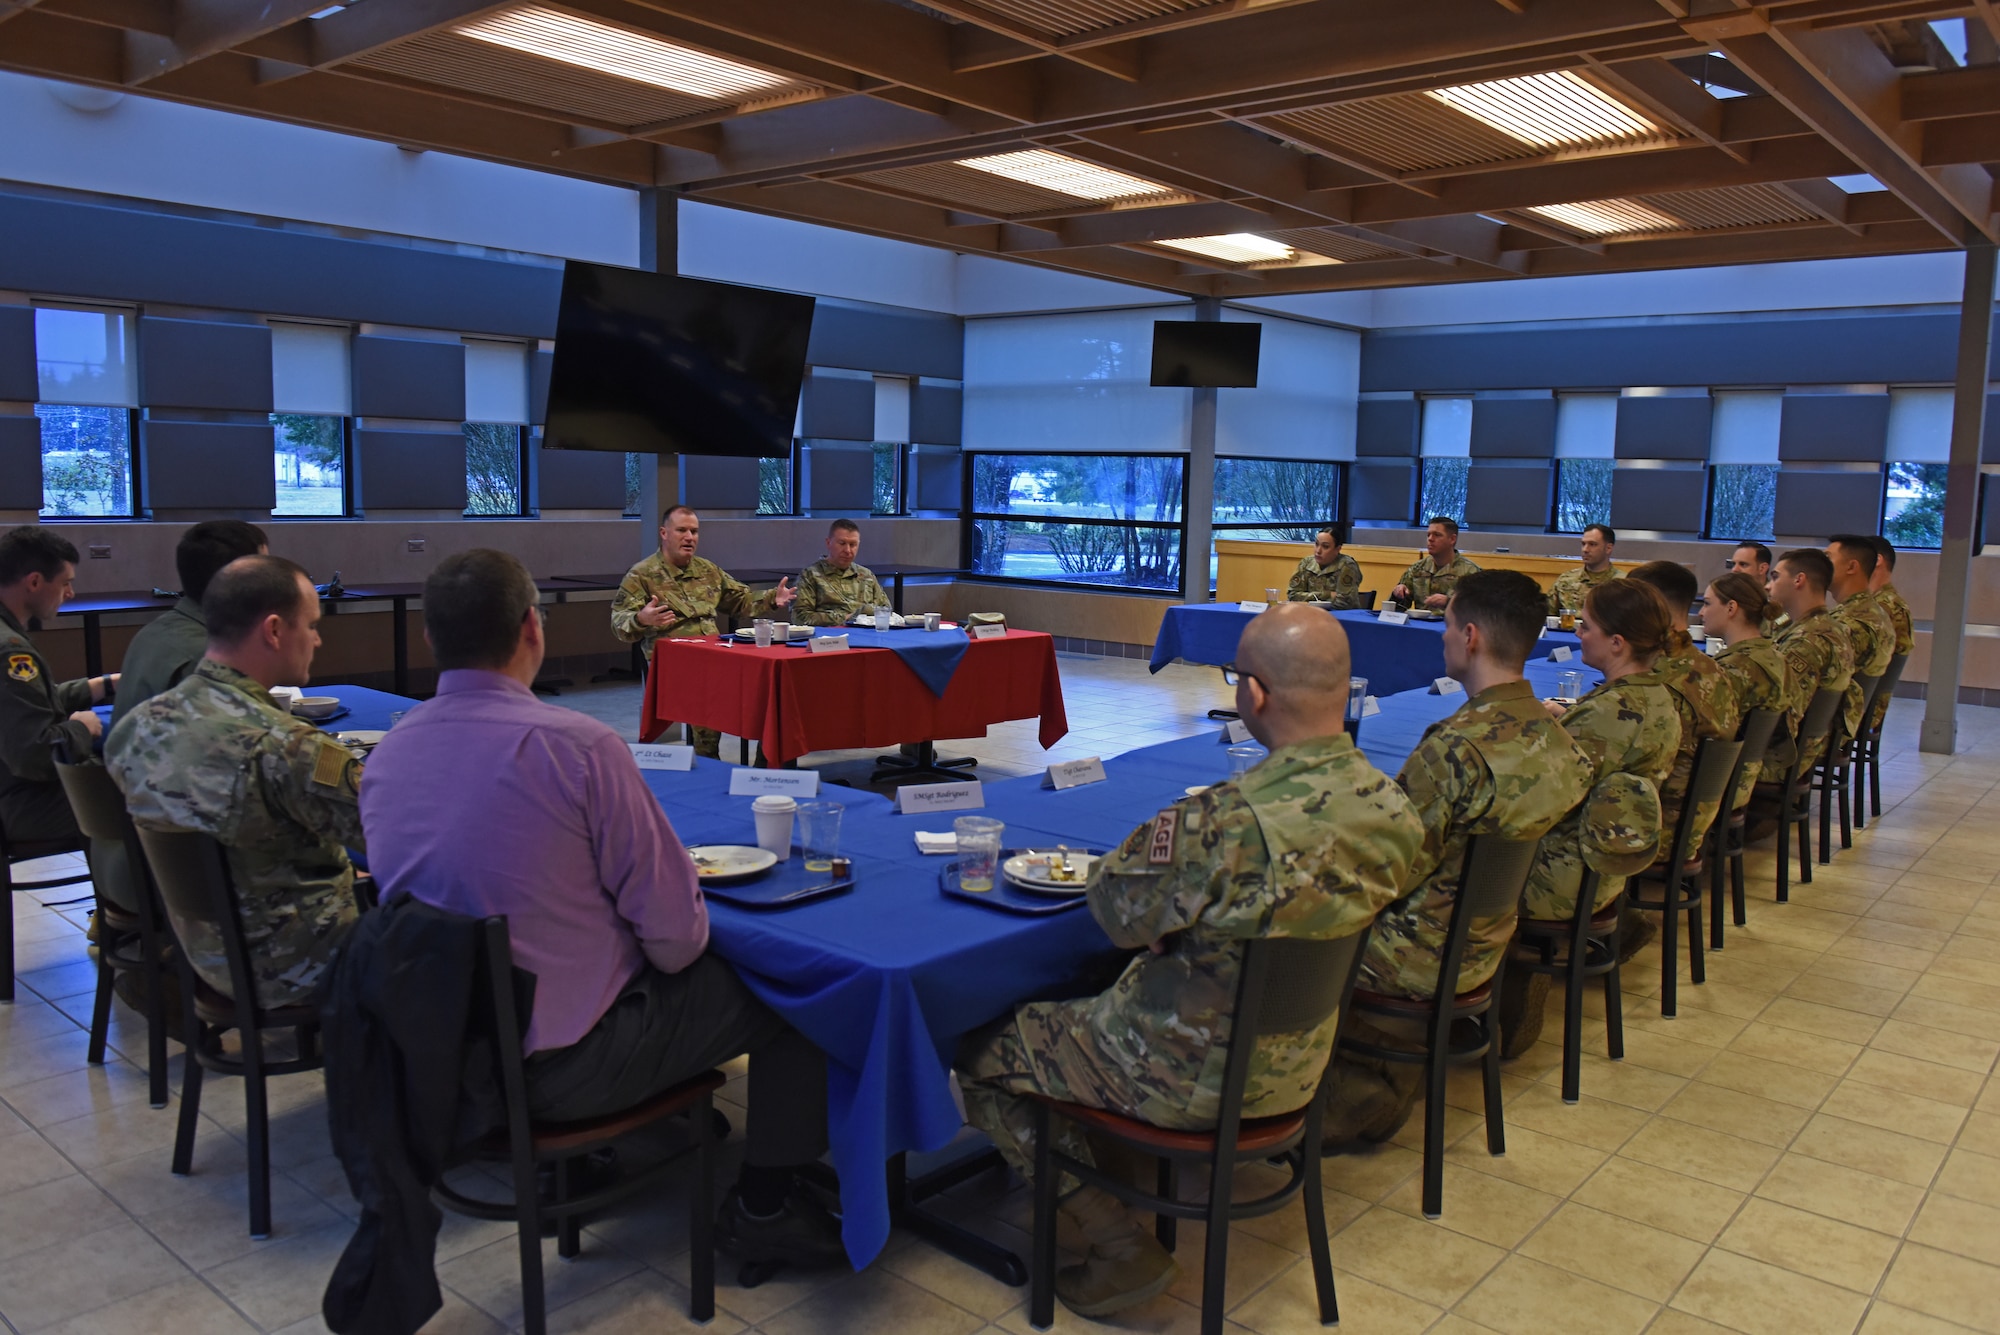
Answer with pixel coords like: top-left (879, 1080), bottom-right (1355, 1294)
top-left (1150, 320), bottom-right (1261, 388)
top-left (542, 263), bottom-right (816, 458)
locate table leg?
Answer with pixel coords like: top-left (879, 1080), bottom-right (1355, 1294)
top-left (891, 1150), bottom-right (1027, 1287)
top-left (83, 613), bottom-right (103, 678)
top-left (891, 573), bottom-right (905, 615)
top-left (392, 597), bottom-right (409, 697)
top-left (871, 742), bottom-right (978, 785)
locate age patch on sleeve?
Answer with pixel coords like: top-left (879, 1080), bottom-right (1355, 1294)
top-left (1147, 810), bottom-right (1180, 865)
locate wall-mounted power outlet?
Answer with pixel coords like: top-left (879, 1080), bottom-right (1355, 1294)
top-left (406, 538), bottom-right (426, 553)
top-left (87, 544), bottom-right (111, 560)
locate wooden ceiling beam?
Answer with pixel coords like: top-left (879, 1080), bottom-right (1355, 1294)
top-left (3, 0), bottom-right (170, 33)
top-left (915, 1), bottom-right (1140, 81)
top-left (122, 0), bottom-right (335, 85)
top-left (1901, 62), bottom-right (2000, 121)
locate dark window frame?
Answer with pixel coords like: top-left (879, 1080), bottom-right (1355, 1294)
top-left (1211, 455), bottom-right (1347, 543)
top-left (35, 403), bottom-right (139, 520)
top-left (270, 412), bottom-right (353, 519)
top-left (961, 450), bottom-right (1191, 595)
top-left (464, 421), bottom-right (528, 518)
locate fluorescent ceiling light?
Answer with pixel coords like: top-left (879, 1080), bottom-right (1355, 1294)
top-left (1526, 198), bottom-right (1680, 236)
top-left (457, 7), bottom-right (789, 100)
top-left (1152, 234), bottom-right (1298, 264)
top-left (1427, 70), bottom-right (1661, 149)
top-left (957, 149), bottom-right (1175, 203)
top-left (1828, 173), bottom-right (1886, 193)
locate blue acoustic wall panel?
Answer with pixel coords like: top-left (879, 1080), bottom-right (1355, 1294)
top-left (0, 308), bottom-right (34, 402)
top-left (351, 337), bottom-right (467, 421)
top-left (913, 445), bottom-right (961, 510)
top-left (1615, 396), bottom-right (1713, 461)
top-left (0, 417), bottom-right (41, 510)
top-left (1350, 460), bottom-right (1416, 522)
top-left (1779, 394), bottom-right (1890, 462)
top-left (537, 448), bottom-right (626, 509)
top-left (138, 318), bottom-right (273, 412)
top-left (679, 454), bottom-right (761, 509)
top-left (1469, 397), bottom-right (1556, 458)
top-left (1774, 470), bottom-right (1884, 537)
top-left (911, 382), bottom-right (962, 446)
top-left (141, 419), bottom-right (277, 510)
top-left (1356, 398), bottom-right (1420, 457)
top-left (1977, 393), bottom-right (2000, 463)
top-left (801, 443), bottom-right (876, 512)
top-left (356, 428), bottom-right (468, 511)
top-left (799, 372), bottom-right (875, 442)
top-left (529, 349), bottom-right (553, 426)
top-left (1610, 465), bottom-right (1708, 533)
top-left (807, 300), bottom-right (962, 380)
top-left (1464, 464), bottom-right (1553, 528)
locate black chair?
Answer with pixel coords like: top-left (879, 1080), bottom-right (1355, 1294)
top-left (1026, 927), bottom-right (1372, 1335)
top-left (1710, 708), bottom-right (1782, 951)
top-left (1360, 589), bottom-right (1379, 611)
top-left (1512, 870), bottom-right (1623, 1105)
top-left (1816, 672), bottom-right (1879, 862)
top-left (435, 917), bottom-right (721, 1335)
top-left (53, 753), bottom-right (173, 1108)
top-left (1855, 652), bottom-right (1909, 825)
top-left (1775, 687), bottom-right (1845, 903)
top-left (0, 812), bottom-right (91, 1004)
top-left (1627, 737), bottom-right (1742, 1018)
top-left (1340, 833), bottom-right (1540, 1219)
top-left (133, 826), bottom-right (326, 1239)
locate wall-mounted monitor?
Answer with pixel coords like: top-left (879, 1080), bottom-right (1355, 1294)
top-left (543, 262), bottom-right (815, 458)
top-left (1150, 320), bottom-right (1261, 388)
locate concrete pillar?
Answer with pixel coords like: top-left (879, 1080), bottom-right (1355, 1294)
top-left (637, 189), bottom-right (679, 552)
top-left (1181, 297), bottom-right (1220, 604)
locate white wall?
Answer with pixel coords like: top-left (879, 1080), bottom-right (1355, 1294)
top-left (678, 200), bottom-right (956, 312)
top-left (1216, 310), bottom-right (1359, 460)
top-left (955, 254), bottom-right (1175, 317)
top-left (963, 306), bottom-right (1193, 452)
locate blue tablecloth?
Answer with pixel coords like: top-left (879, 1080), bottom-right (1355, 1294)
top-left (837, 626), bottom-right (971, 697)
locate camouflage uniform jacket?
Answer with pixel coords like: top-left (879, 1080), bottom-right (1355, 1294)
top-left (1652, 633), bottom-right (1742, 853)
top-left (1522, 673), bottom-right (1679, 922)
top-left (106, 660), bottom-right (364, 1009)
top-left (610, 552), bottom-right (780, 660)
top-left (1286, 555), bottom-right (1365, 609)
top-left (1024, 732), bottom-right (1423, 1126)
top-left (791, 558), bottom-right (891, 626)
top-left (110, 597), bottom-right (206, 730)
top-left (1773, 609), bottom-right (1853, 772)
top-left (1830, 589), bottom-right (1895, 740)
top-left (1713, 635), bottom-right (1787, 806)
top-left (0, 604), bottom-right (95, 797)
top-left (1363, 679), bottom-right (1591, 998)
top-left (1394, 552), bottom-right (1481, 605)
top-left (1877, 584), bottom-right (1915, 656)
top-left (1546, 564), bottom-right (1620, 614)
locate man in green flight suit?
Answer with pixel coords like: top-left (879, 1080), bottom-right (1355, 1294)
top-left (1322, 569), bottom-right (1592, 1148)
top-left (1826, 534), bottom-right (1896, 743)
top-left (1391, 516), bottom-right (1481, 609)
top-left (1546, 523), bottom-right (1621, 613)
top-left (957, 603), bottom-right (1424, 1318)
top-left (792, 518), bottom-right (892, 626)
top-left (108, 556), bottom-right (364, 1009)
top-left (611, 506), bottom-right (795, 758)
top-left (112, 519), bottom-right (267, 729)
top-left (1286, 524), bottom-right (1366, 608)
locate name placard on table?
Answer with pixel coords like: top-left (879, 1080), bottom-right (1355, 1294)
top-left (728, 769), bottom-right (821, 798)
top-left (1431, 676), bottom-right (1464, 696)
top-left (1236, 600), bottom-right (1269, 613)
top-left (896, 780), bottom-right (986, 814)
top-left (1550, 645), bottom-right (1574, 662)
top-left (1362, 695), bottom-right (1382, 718)
top-left (970, 623), bottom-right (1007, 640)
top-left (628, 743), bottom-right (694, 772)
top-left (809, 634), bottom-right (849, 654)
top-left (1221, 718), bottom-right (1252, 744)
top-left (1042, 756), bottom-right (1106, 790)
top-left (1378, 608), bottom-right (1409, 625)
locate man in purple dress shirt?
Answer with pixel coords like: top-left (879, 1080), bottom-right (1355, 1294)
top-left (360, 549), bottom-right (843, 1269)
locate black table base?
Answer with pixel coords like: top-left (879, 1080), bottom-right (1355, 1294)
top-left (795, 1147), bottom-right (1025, 1288)
top-left (871, 742), bottom-right (979, 786)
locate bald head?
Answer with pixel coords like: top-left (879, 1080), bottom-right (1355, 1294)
top-left (1234, 603), bottom-right (1353, 748)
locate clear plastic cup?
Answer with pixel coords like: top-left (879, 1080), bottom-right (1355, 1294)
top-left (1228, 744), bottom-right (1264, 779)
top-left (1557, 671), bottom-right (1585, 702)
top-left (1346, 677), bottom-right (1368, 725)
top-left (1264, 587), bottom-right (1280, 604)
top-left (797, 801), bottom-right (844, 872)
top-left (873, 605), bottom-right (892, 632)
top-left (955, 816), bottom-right (1004, 892)
top-left (753, 619), bottom-right (774, 648)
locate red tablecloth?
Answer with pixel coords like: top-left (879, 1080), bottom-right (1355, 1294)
top-left (640, 630), bottom-right (1070, 764)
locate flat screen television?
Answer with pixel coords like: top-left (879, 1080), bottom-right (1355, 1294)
top-left (542, 262), bottom-right (816, 457)
top-left (1149, 320), bottom-right (1261, 388)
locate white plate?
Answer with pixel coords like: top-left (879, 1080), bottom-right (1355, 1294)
top-left (335, 730), bottom-right (387, 748)
top-left (686, 845), bottom-right (779, 883)
top-left (1002, 851), bottom-right (1096, 896)
top-left (732, 625), bottom-right (813, 642)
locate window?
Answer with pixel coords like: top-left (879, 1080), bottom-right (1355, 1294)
top-left (272, 415), bottom-right (347, 515)
top-left (1418, 397), bottom-right (1471, 525)
top-left (1553, 393), bottom-right (1615, 532)
top-left (1212, 458), bottom-right (1340, 541)
top-left (35, 307), bottom-right (136, 517)
top-left (871, 442), bottom-right (901, 516)
top-left (1884, 463), bottom-right (1946, 547)
top-left (1709, 465), bottom-right (1777, 540)
top-left (1555, 461), bottom-right (1613, 531)
top-left (759, 453), bottom-right (793, 514)
top-left (966, 452), bottom-right (1184, 591)
top-left (624, 454), bottom-right (643, 517)
top-left (1708, 389), bottom-right (1780, 540)
top-left (464, 424), bottom-right (524, 515)
top-left (464, 340), bottom-right (527, 516)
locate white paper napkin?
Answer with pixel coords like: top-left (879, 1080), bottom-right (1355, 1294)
top-left (914, 831), bottom-right (958, 855)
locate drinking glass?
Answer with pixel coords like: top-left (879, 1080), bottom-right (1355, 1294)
top-left (1557, 671), bottom-right (1585, 702)
top-left (873, 605), bottom-right (892, 632)
top-left (797, 801), bottom-right (845, 872)
top-left (753, 618), bottom-right (774, 648)
top-left (388, 711), bottom-right (407, 727)
top-left (1264, 587), bottom-right (1281, 604)
top-left (955, 816), bottom-right (1004, 892)
top-left (1227, 744), bottom-right (1264, 779)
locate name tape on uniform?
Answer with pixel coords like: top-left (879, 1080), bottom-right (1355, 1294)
top-left (1550, 645), bottom-right (1574, 662)
top-left (896, 780), bottom-right (985, 815)
top-left (629, 744), bottom-right (694, 771)
top-left (809, 634), bottom-right (849, 654)
top-left (1431, 676), bottom-right (1464, 696)
top-left (728, 769), bottom-right (820, 798)
top-left (1221, 718), bottom-right (1252, 744)
top-left (1378, 608), bottom-right (1409, 625)
top-left (1236, 600), bottom-right (1269, 613)
top-left (1043, 756), bottom-right (1107, 790)
top-left (970, 623), bottom-right (1007, 640)
top-left (1147, 809), bottom-right (1180, 865)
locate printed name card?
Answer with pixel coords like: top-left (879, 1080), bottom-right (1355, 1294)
top-left (1043, 756), bottom-right (1107, 790)
top-left (628, 744), bottom-right (694, 771)
top-left (1362, 695), bottom-right (1382, 718)
top-left (728, 769), bottom-right (820, 798)
top-left (1550, 645), bottom-right (1574, 662)
top-left (1378, 609), bottom-right (1409, 625)
top-left (1237, 600), bottom-right (1269, 613)
top-left (809, 634), bottom-right (849, 653)
top-left (1431, 676), bottom-right (1464, 696)
top-left (896, 780), bottom-right (986, 814)
top-left (1222, 718), bottom-right (1252, 744)
top-left (970, 623), bottom-right (1007, 640)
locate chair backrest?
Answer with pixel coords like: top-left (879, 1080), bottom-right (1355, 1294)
top-left (1864, 653), bottom-right (1909, 740)
top-left (52, 755), bottom-right (132, 845)
top-left (1361, 589), bottom-right (1379, 611)
top-left (1666, 736), bottom-right (1743, 864)
top-left (134, 825), bottom-right (259, 1010)
top-left (1457, 833), bottom-right (1542, 921)
top-left (1726, 708), bottom-right (1782, 812)
top-left (1795, 685), bottom-right (1845, 747)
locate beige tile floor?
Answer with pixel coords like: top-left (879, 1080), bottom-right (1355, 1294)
top-left (5, 655), bottom-right (2000, 1334)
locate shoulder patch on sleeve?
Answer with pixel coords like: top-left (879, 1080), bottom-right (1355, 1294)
top-left (311, 737), bottom-right (353, 790)
top-left (1147, 809), bottom-right (1180, 865)
top-left (5, 654), bottom-right (36, 683)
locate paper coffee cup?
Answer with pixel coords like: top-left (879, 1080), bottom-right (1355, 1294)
top-left (751, 795), bottom-right (796, 859)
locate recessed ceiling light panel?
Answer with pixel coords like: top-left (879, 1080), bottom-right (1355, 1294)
top-left (1525, 198), bottom-right (1682, 237)
top-left (457, 6), bottom-right (789, 100)
top-left (1152, 233), bottom-right (1298, 264)
top-left (956, 149), bottom-right (1176, 203)
top-left (1427, 70), bottom-right (1661, 150)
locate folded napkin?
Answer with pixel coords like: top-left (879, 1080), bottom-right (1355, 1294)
top-left (914, 831), bottom-right (957, 855)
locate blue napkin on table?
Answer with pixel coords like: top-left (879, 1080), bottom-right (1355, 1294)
top-left (839, 626), bottom-right (971, 697)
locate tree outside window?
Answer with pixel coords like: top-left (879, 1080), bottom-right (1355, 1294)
top-left (464, 423), bottom-right (522, 515)
top-left (1884, 462), bottom-right (1946, 547)
top-left (272, 414), bottom-right (346, 516)
top-left (1419, 458), bottom-right (1469, 526)
top-left (1709, 464), bottom-right (1777, 540)
top-left (1212, 458), bottom-right (1339, 541)
top-left (35, 405), bottom-right (132, 517)
top-left (872, 442), bottom-right (900, 516)
top-left (759, 454), bottom-right (793, 514)
top-left (1555, 459), bottom-right (1613, 532)
top-left (966, 453), bottom-right (1184, 590)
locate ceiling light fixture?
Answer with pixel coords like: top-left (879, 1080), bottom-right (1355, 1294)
top-left (956, 149), bottom-right (1176, 203)
top-left (457, 6), bottom-right (789, 100)
top-left (1152, 234), bottom-right (1298, 265)
top-left (1525, 198), bottom-right (1681, 236)
top-left (1427, 70), bottom-right (1661, 149)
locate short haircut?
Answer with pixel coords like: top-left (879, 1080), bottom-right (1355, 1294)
top-left (0, 526), bottom-right (79, 587)
top-left (1446, 569), bottom-right (1543, 666)
top-left (660, 505), bottom-right (697, 526)
top-left (423, 549), bottom-right (539, 672)
top-left (828, 518), bottom-right (860, 538)
top-left (1867, 535), bottom-right (1897, 570)
top-left (1583, 578), bottom-right (1673, 661)
top-left (1582, 522), bottom-right (1616, 544)
top-left (1316, 523), bottom-right (1346, 546)
top-left (176, 520), bottom-right (267, 603)
top-left (1777, 547), bottom-right (1833, 593)
top-left (204, 555), bottom-right (313, 645)
top-left (1626, 559), bottom-right (1699, 614)
top-left (1828, 533), bottom-right (1879, 577)
top-left (1733, 541), bottom-right (1773, 567)
top-left (1706, 572), bottom-right (1769, 626)
top-left (1426, 516), bottom-right (1460, 537)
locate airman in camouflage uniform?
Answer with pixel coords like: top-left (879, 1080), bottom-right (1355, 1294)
top-left (1830, 588), bottom-right (1894, 741)
top-left (1547, 564), bottom-right (1619, 615)
top-left (1393, 552), bottom-right (1481, 607)
top-left (1713, 634), bottom-right (1787, 807)
top-left (791, 559), bottom-right (890, 626)
top-left (1771, 608), bottom-right (1853, 773)
top-left (1286, 553), bottom-right (1365, 607)
top-left (107, 658), bottom-right (363, 1009)
top-left (1652, 630), bottom-right (1742, 849)
top-left (1876, 583), bottom-right (1915, 657)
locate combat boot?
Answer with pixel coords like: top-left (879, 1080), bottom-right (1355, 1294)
top-left (1054, 1185), bottom-right (1178, 1317)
